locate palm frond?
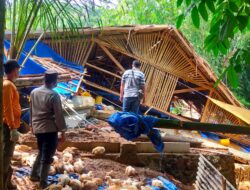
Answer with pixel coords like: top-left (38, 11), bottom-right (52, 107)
top-left (5, 0), bottom-right (107, 60)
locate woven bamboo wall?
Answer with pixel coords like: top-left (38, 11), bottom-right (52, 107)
top-left (97, 31), bottom-right (210, 89)
top-left (141, 62), bottom-right (178, 111)
top-left (44, 38), bottom-right (92, 65)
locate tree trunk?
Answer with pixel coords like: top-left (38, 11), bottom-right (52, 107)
top-left (0, 0), bottom-right (5, 189)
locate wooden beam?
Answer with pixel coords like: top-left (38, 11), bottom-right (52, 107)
top-left (200, 90), bottom-right (213, 122)
top-left (97, 42), bottom-right (125, 72)
top-left (83, 79), bottom-right (120, 96)
top-left (173, 87), bottom-right (207, 94)
top-left (156, 119), bottom-right (250, 135)
top-left (85, 62), bottom-right (122, 79)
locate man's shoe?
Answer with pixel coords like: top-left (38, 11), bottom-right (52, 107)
top-left (39, 164), bottom-right (50, 189)
top-left (39, 181), bottom-right (48, 189)
top-left (7, 181), bottom-right (17, 190)
top-left (30, 175), bottom-right (40, 182)
top-left (6, 167), bottom-right (17, 190)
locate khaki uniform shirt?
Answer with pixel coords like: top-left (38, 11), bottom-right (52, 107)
top-left (30, 85), bottom-right (67, 134)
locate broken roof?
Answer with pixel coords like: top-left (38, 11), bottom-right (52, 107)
top-left (6, 25), bottom-right (249, 125)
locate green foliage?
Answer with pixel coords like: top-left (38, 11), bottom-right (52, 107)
top-left (191, 6), bottom-right (200, 28)
top-left (177, 14), bottom-right (185, 28)
top-left (198, 1), bottom-right (208, 21)
top-left (176, 0), bottom-right (250, 90)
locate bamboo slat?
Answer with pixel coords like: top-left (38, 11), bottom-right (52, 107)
top-left (98, 32), bottom-right (210, 89)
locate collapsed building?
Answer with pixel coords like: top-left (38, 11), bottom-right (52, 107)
top-left (4, 25), bottom-right (250, 190)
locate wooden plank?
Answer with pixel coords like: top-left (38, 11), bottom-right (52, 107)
top-left (82, 41), bottom-right (95, 65)
top-left (174, 87), bottom-right (207, 94)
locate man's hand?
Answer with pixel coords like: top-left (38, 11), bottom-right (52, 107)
top-left (141, 98), bottom-right (146, 104)
top-left (59, 131), bottom-right (66, 143)
top-left (10, 129), bottom-right (20, 142)
top-left (119, 95), bottom-right (123, 102)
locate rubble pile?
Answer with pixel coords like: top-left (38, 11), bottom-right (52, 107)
top-left (12, 145), bottom-right (191, 190)
top-left (20, 120), bottom-right (128, 145)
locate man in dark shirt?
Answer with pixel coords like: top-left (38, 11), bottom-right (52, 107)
top-left (120, 60), bottom-right (146, 114)
top-left (30, 70), bottom-right (67, 189)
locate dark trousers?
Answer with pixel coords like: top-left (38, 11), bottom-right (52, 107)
top-left (3, 124), bottom-right (16, 185)
top-left (31, 132), bottom-right (58, 185)
top-left (35, 132), bottom-right (58, 165)
top-left (123, 97), bottom-right (140, 114)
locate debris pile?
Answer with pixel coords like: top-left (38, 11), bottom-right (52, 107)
top-left (12, 145), bottom-right (190, 190)
top-left (235, 163), bottom-right (250, 190)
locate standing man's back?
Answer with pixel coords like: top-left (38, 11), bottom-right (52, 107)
top-left (120, 60), bottom-right (146, 114)
top-left (30, 70), bottom-right (67, 189)
top-left (31, 86), bottom-right (66, 134)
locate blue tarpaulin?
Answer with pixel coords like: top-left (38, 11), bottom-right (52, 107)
top-left (4, 40), bottom-right (46, 75)
top-left (200, 132), bottom-right (250, 153)
top-left (23, 40), bottom-right (83, 72)
top-left (108, 112), bottom-right (164, 152)
top-left (4, 40), bottom-right (84, 95)
top-left (23, 40), bottom-right (84, 95)
top-left (17, 167), bottom-right (178, 190)
top-left (16, 167), bottom-right (79, 185)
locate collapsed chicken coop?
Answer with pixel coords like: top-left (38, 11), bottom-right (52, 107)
top-left (4, 25), bottom-right (250, 190)
top-left (38, 25), bottom-right (249, 141)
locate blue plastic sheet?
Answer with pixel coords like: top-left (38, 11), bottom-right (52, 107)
top-left (242, 145), bottom-right (250, 153)
top-left (95, 104), bottom-right (104, 110)
top-left (23, 40), bottom-right (83, 72)
top-left (15, 167), bottom-right (78, 185)
top-left (16, 168), bottom-right (177, 190)
top-left (200, 132), bottom-right (250, 153)
top-left (200, 132), bottom-right (220, 141)
top-left (54, 79), bottom-right (80, 96)
top-left (140, 176), bottom-right (178, 190)
top-left (4, 40), bottom-right (46, 75)
top-left (21, 110), bottom-right (30, 124)
top-left (108, 112), bottom-right (164, 152)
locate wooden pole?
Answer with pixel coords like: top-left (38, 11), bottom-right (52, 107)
top-left (20, 31), bottom-right (45, 68)
top-left (85, 62), bottom-right (122, 79)
top-left (0, 0), bottom-right (5, 189)
top-left (83, 79), bottom-right (120, 96)
top-left (155, 119), bottom-right (250, 135)
top-left (97, 43), bottom-right (125, 72)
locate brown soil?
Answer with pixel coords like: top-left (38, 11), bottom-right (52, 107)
top-left (12, 145), bottom-right (193, 190)
top-left (21, 126), bottom-right (128, 144)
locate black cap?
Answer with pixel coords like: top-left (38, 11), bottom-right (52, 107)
top-left (44, 69), bottom-right (58, 84)
top-left (45, 69), bottom-right (58, 75)
top-left (4, 60), bottom-right (20, 74)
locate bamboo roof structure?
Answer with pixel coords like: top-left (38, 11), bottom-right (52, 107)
top-left (9, 25), bottom-right (249, 128)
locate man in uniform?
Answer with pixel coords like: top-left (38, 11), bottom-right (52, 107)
top-left (30, 70), bottom-right (67, 189)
